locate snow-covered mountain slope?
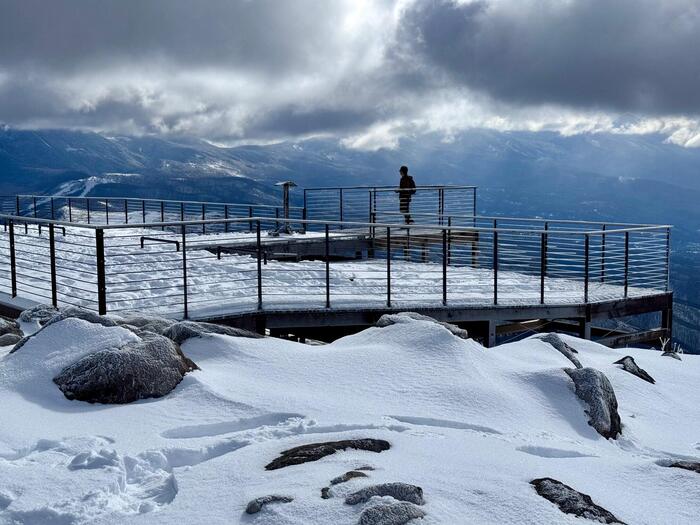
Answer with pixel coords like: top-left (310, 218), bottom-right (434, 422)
top-left (1, 316), bottom-right (699, 524)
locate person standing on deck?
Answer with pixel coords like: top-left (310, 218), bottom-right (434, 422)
top-left (397, 165), bottom-right (416, 224)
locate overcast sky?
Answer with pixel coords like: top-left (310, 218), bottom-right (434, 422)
top-left (1, 0), bottom-right (699, 148)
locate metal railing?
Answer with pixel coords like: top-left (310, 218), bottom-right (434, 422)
top-left (303, 185), bottom-right (478, 230)
top-left (0, 212), bottom-right (671, 319)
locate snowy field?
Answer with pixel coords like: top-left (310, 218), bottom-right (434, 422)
top-left (1, 314), bottom-right (699, 524)
top-left (0, 224), bottom-right (662, 318)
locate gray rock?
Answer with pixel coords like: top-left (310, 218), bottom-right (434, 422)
top-left (358, 502), bottom-right (426, 525)
top-left (531, 478), bottom-right (625, 524)
top-left (669, 461), bottom-right (700, 474)
top-left (345, 483), bottom-right (424, 506)
top-left (53, 332), bottom-right (197, 404)
top-left (44, 307), bottom-right (118, 329)
top-left (0, 317), bottom-right (21, 337)
top-left (321, 487), bottom-right (331, 499)
top-left (376, 312), bottom-right (468, 339)
top-left (661, 350), bottom-right (682, 361)
top-left (613, 356), bottom-right (655, 384)
top-left (112, 314), bottom-right (177, 335)
top-left (538, 333), bottom-right (582, 368)
top-left (245, 495), bottom-right (293, 514)
top-left (331, 470), bottom-right (369, 485)
top-left (18, 304), bottom-right (59, 325)
top-left (265, 439), bottom-right (391, 471)
top-left (564, 367), bottom-right (622, 439)
top-left (0, 333), bottom-right (22, 346)
top-left (162, 320), bottom-right (262, 345)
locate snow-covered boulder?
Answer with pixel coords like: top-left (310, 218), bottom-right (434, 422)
top-left (564, 367), bottom-right (622, 439)
top-left (44, 306), bottom-right (118, 329)
top-left (265, 439), bottom-right (391, 470)
top-left (358, 502), bottom-right (426, 525)
top-left (18, 304), bottom-right (59, 325)
top-left (331, 470), bottom-right (369, 485)
top-left (536, 333), bottom-right (582, 368)
top-left (0, 333), bottom-right (22, 346)
top-left (376, 312), bottom-right (468, 340)
top-left (53, 331), bottom-right (198, 404)
top-left (0, 316), bottom-right (21, 337)
top-left (112, 314), bottom-right (177, 336)
top-left (530, 478), bottom-right (625, 523)
top-left (613, 356), bottom-right (655, 384)
top-left (245, 495), bottom-right (293, 514)
top-left (345, 483), bottom-right (425, 506)
top-left (162, 320), bottom-right (262, 345)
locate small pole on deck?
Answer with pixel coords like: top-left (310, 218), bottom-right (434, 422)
top-left (256, 220), bottom-right (263, 310)
top-left (181, 225), bottom-right (188, 319)
top-left (49, 223), bottom-right (57, 307)
top-left (493, 230), bottom-right (498, 305)
top-left (442, 227), bottom-right (447, 306)
top-left (95, 229), bottom-right (107, 315)
top-left (9, 220), bottom-right (16, 297)
top-left (386, 227), bottom-right (391, 308)
top-left (584, 234), bottom-right (590, 303)
top-left (325, 224), bottom-right (331, 308)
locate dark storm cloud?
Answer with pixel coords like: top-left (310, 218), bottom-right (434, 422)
top-left (399, 0), bottom-right (700, 115)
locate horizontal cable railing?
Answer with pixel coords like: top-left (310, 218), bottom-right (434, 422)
top-left (0, 212), bottom-right (671, 319)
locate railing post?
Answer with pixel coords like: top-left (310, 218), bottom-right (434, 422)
top-left (302, 189), bottom-right (308, 234)
top-left (95, 228), bottom-right (107, 315)
top-left (160, 201), bottom-right (165, 231)
top-left (124, 199), bottom-right (129, 224)
top-left (105, 198), bottom-right (109, 224)
top-left (601, 224), bottom-right (606, 283)
top-left (540, 231), bottom-right (547, 304)
top-left (181, 225), bottom-right (188, 319)
top-left (202, 203), bottom-right (206, 234)
top-left (325, 224), bottom-right (331, 308)
top-left (584, 233), bottom-right (590, 303)
top-left (438, 188), bottom-right (444, 226)
top-left (386, 227), bottom-right (391, 308)
top-left (142, 199), bottom-right (146, 224)
top-left (49, 223), bottom-right (58, 307)
top-left (256, 220), bottom-right (263, 310)
top-left (224, 205), bottom-right (229, 233)
top-left (15, 196), bottom-right (19, 216)
top-left (493, 230), bottom-right (498, 305)
top-left (50, 197), bottom-right (55, 220)
top-left (624, 231), bottom-right (629, 298)
top-left (339, 188), bottom-right (344, 229)
top-left (249, 206), bottom-right (253, 232)
top-left (86, 198), bottom-right (91, 224)
top-left (9, 220), bottom-right (16, 297)
top-left (33, 196), bottom-right (37, 218)
top-left (68, 198), bottom-right (73, 222)
top-left (442, 227), bottom-right (447, 306)
top-left (665, 227), bottom-right (671, 292)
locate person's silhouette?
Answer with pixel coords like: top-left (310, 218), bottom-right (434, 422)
top-left (397, 165), bottom-right (416, 224)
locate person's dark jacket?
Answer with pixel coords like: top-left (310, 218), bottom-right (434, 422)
top-left (399, 175), bottom-right (417, 199)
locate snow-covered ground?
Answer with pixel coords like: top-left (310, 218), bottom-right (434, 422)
top-left (1, 315), bottom-right (699, 524)
top-left (0, 224), bottom-right (661, 318)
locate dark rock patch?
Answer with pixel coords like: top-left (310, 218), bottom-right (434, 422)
top-left (661, 350), bottom-right (682, 361)
top-left (564, 367), bottom-right (621, 439)
top-left (245, 495), bottom-right (293, 514)
top-left (162, 320), bottom-right (262, 345)
top-left (44, 307), bottom-right (118, 329)
top-left (613, 356), bottom-right (655, 384)
top-left (358, 502), bottom-right (426, 525)
top-left (53, 332), bottom-right (197, 404)
top-left (345, 483), bottom-right (424, 506)
top-left (538, 334), bottom-right (582, 368)
top-left (18, 304), bottom-right (59, 325)
top-left (531, 478), bottom-right (625, 524)
top-left (0, 333), bottom-right (22, 346)
top-left (331, 470), bottom-right (369, 485)
top-left (669, 461), bottom-right (700, 474)
top-left (376, 312), bottom-right (468, 340)
top-left (265, 439), bottom-right (390, 471)
top-left (0, 317), bottom-right (21, 337)
top-left (321, 487), bottom-right (331, 499)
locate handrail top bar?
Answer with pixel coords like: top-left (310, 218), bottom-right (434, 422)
top-left (0, 212), bottom-right (671, 236)
top-left (304, 185), bottom-right (477, 191)
top-left (8, 194), bottom-right (304, 211)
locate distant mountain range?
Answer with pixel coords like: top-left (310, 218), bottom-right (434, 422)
top-left (1, 127), bottom-right (698, 350)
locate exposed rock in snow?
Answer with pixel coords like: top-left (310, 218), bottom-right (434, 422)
top-left (537, 333), bottom-right (582, 368)
top-left (358, 501), bottom-right (426, 525)
top-left (345, 483), bottom-right (425, 506)
top-left (245, 494), bottom-right (294, 514)
top-left (331, 470), bottom-right (369, 485)
top-left (265, 439), bottom-right (391, 470)
top-left (0, 333), bottom-right (22, 347)
top-left (162, 320), bottom-right (262, 345)
top-left (564, 367), bottom-right (622, 439)
top-left (530, 477), bottom-right (626, 524)
top-left (0, 317), bottom-right (21, 337)
top-left (321, 487), bottom-right (331, 499)
top-left (613, 356), bottom-right (655, 384)
top-left (669, 461), bottom-right (700, 474)
top-left (18, 304), bottom-right (58, 325)
top-left (112, 314), bottom-right (177, 335)
top-left (661, 349), bottom-right (682, 361)
top-left (44, 307), bottom-right (118, 329)
top-left (375, 312), bottom-right (469, 339)
top-left (53, 332), bottom-right (198, 404)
